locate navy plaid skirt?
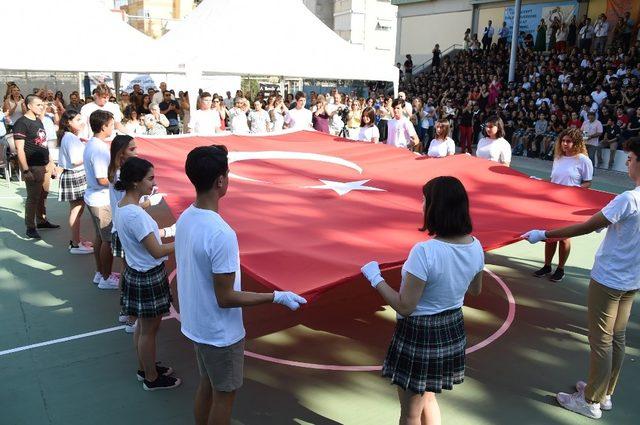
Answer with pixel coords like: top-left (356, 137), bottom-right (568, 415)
top-left (121, 263), bottom-right (171, 318)
top-left (110, 231), bottom-right (125, 258)
top-left (58, 168), bottom-right (87, 202)
top-left (382, 308), bottom-right (466, 394)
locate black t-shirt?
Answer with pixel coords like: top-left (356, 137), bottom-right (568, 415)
top-left (604, 124), bottom-right (621, 140)
top-left (13, 116), bottom-right (48, 166)
top-left (159, 100), bottom-right (180, 125)
top-left (460, 110), bottom-right (473, 126)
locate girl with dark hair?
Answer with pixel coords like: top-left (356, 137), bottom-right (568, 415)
top-left (361, 176), bottom-right (484, 425)
top-left (108, 135), bottom-right (164, 332)
top-left (522, 138), bottom-right (640, 419)
top-left (357, 106), bottom-right (380, 143)
top-left (114, 157), bottom-right (179, 391)
top-left (475, 115), bottom-right (511, 166)
top-left (138, 94), bottom-right (151, 115)
top-left (57, 110), bottom-right (93, 255)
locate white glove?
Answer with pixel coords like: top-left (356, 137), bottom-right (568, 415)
top-left (161, 224), bottom-right (176, 238)
top-left (147, 193), bottom-right (166, 206)
top-left (361, 261), bottom-right (384, 288)
top-left (521, 230), bottom-right (547, 244)
top-left (273, 291), bottom-right (307, 310)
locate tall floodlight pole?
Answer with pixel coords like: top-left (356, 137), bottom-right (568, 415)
top-left (508, 0), bottom-right (522, 83)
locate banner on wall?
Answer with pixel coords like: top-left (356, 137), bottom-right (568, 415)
top-left (504, 1), bottom-right (578, 41)
top-left (605, 0), bottom-right (640, 27)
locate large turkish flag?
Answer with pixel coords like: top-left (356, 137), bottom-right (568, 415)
top-left (136, 131), bottom-right (613, 298)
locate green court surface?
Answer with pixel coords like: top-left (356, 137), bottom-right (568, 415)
top-left (0, 157), bottom-right (638, 425)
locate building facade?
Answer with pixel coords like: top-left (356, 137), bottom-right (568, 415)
top-left (120, 0), bottom-right (195, 38)
top-left (392, 0), bottom-right (605, 69)
top-left (304, 0), bottom-right (398, 63)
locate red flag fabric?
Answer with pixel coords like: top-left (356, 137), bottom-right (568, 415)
top-left (136, 131), bottom-right (614, 298)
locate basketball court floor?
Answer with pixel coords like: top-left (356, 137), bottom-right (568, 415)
top-left (0, 157), bottom-right (637, 424)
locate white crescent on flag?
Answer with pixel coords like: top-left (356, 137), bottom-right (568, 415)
top-left (228, 150), bottom-right (385, 196)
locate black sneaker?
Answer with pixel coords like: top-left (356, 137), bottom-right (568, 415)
top-left (26, 228), bottom-right (41, 239)
top-left (137, 362), bottom-right (174, 382)
top-left (143, 374), bottom-right (181, 391)
top-left (550, 268), bottom-right (565, 282)
top-left (37, 221), bottom-right (60, 229)
top-left (533, 265), bottom-right (552, 277)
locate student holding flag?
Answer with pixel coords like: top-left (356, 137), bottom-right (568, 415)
top-left (176, 145), bottom-right (307, 425)
top-left (522, 137), bottom-right (640, 419)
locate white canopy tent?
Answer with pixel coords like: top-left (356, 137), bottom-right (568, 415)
top-left (158, 0), bottom-right (399, 91)
top-left (0, 0), bottom-right (175, 74)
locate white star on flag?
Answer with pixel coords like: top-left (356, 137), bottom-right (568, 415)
top-left (304, 179), bottom-right (385, 196)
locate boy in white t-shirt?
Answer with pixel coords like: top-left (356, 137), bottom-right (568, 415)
top-left (83, 110), bottom-right (119, 289)
top-left (175, 145), bottom-right (307, 424)
top-left (190, 92), bottom-right (221, 135)
top-left (80, 83), bottom-right (125, 141)
top-left (284, 92), bottom-right (313, 130)
top-left (386, 98), bottom-right (419, 149)
top-left (522, 138), bottom-right (640, 420)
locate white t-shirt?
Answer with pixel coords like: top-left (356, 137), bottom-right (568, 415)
top-left (285, 107), bottom-right (313, 130)
top-left (591, 187), bottom-right (640, 291)
top-left (248, 109), bottom-right (270, 133)
top-left (228, 108), bottom-right (249, 134)
top-left (109, 170), bottom-right (125, 234)
top-left (82, 137), bottom-right (110, 207)
top-left (79, 101), bottom-right (123, 140)
top-left (357, 125), bottom-right (380, 142)
top-left (115, 204), bottom-right (166, 272)
top-left (427, 137), bottom-right (456, 158)
top-left (386, 117), bottom-right (417, 148)
top-left (191, 109), bottom-right (221, 135)
top-left (581, 120), bottom-right (603, 147)
top-left (476, 137), bottom-right (512, 164)
top-left (176, 205), bottom-right (246, 347)
top-left (325, 103), bottom-right (345, 132)
top-left (58, 132), bottom-right (85, 170)
top-left (402, 238), bottom-right (484, 316)
top-left (550, 154), bottom-right (593, 187)
top-left (591, 90), bottom-right (608, 105)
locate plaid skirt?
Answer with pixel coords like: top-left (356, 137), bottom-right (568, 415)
top-left (121, 263), bottom-right (171, 318)
top-left (382, 308), bottom-right (466, 394)
top-left (58, 168), bottom-right (87, 202)
top-left (111, 231), bottom-right (125, 258)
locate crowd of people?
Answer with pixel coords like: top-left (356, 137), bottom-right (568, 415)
top-left (396, 14), bottom-right (640, 169)
top-left (1, 11), bottom-right (640, 425)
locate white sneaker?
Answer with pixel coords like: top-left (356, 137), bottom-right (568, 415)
top-left (118, 313), bottom-right (128, 323)
top-left (98, 274), bottom-right (120, 290)
top-left (576, 381), bottom-right (612, 411)
top-left (93, 272), bottom-right (102, 285)
top-left (69, 244), bottom-right (94, 255)
top-left (124, 320), bottom-right (137, 333)
top-left (557, 391), bottom-right (602, 419)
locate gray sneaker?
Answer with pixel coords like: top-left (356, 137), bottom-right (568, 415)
top-left (557, 391), bottom-right (602, 419)
top-left (576, 380), bottom-right (612, 411)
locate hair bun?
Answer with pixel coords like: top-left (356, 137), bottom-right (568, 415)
top-left (114, 180), bottom-right (126, 191)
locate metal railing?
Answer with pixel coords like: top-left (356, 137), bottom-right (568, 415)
top-left (411, 43), bottom-right (463, 75)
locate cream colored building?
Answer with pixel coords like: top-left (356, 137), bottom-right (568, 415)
top-left (120, 0), bottom-right (195, 38)
top-left (304, 0), bottom-right (398, 63)
top-left (394, 0), bottom-right (592, 69)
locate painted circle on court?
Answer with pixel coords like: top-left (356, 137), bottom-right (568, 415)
top-left (167, 266), bottom-right (515, 372)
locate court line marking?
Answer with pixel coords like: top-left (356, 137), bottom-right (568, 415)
top-left (0, 267), bottom-right (515, 369)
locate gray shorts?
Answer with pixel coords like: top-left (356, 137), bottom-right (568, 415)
top-left (194, 338), bottom-right (245, 392)
top-left (87, 205), bottom-right (112, 242)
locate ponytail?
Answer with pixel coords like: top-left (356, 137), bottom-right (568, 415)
top-left (57, 110), bottom-right (80, 147)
